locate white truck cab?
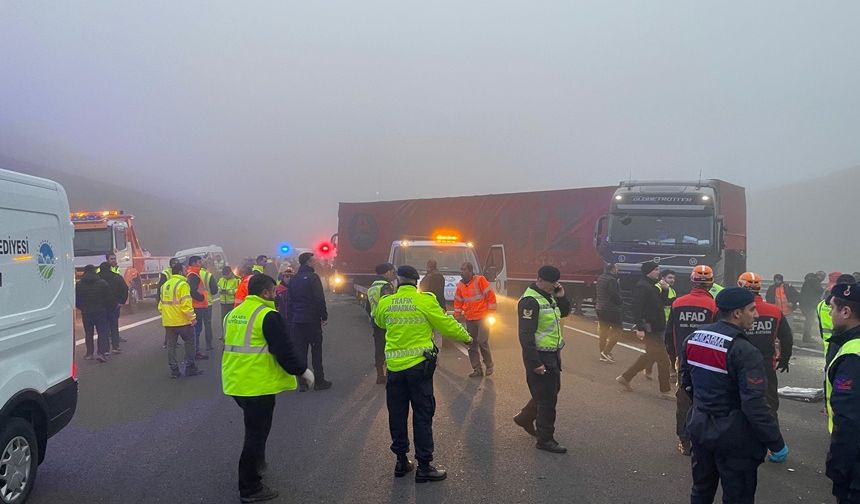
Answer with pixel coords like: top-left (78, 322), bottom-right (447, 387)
top-left (389, 238), bottom-right (482, 302)
top-left (0, 169), bottom-right (78, 504)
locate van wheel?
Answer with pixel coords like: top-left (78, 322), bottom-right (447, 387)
top-left (0, 418), bottom-right (38, 504)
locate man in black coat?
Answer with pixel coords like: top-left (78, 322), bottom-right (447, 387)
top-left (595, 263), bottom-right (623, 363)
top-left (287, 252), bottom-right (331, 391)
top-left (76, 265), bottom-right (113, 362)
top-left (99, 261), bottom-right (129, 353)
top-left (617, 261), bottom-right (673, 398)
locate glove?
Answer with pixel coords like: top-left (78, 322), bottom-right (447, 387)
top-left (301, 369), bottom-right (315, 389)
top-left (776, 360), bottom-right (790, 373)
top-left (767, 444), bottom-right (789, 463)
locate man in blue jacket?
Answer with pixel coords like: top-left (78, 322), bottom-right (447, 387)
top-left (287, 252), bottom-right (331, 391)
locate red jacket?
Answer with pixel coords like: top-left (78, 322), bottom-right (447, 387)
top-left (664, 287), bottom-right (716, 362)
top-left (748, 295), bottom-right (794, 368)
top-left (234, 275), bottom-right (252, 307)
top-left (454, 275), bottom-right (496, 321)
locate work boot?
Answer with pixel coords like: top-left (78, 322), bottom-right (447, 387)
top-left (415, 463), bottom-right (447, 483)
top-left (376, 366), bottom-right (387, 385)
top-left (513, 413), bottom-right (537, 437)
top-left (469, 368), bottom-right (483, 378)
top-left (536, 439), bottom-right (568, 454)
top-left (111, 347), bottom-right (122, 354)
top-left (678, 439), bottom-right (692, 456)
top-left (615, 375), bottom-right (632, 391)
top-left (170, 368), bottom-right (182, 379)
top-left (240, 484), bottom-right (279, 503)
top-left (485, 367), bottom-right (494, 376)
top-left (299, 380), bottom-right (308, 392)
top-left (315, 379), bottom-right (332, 391)
top-left (185, 366), bottom-right (203, 377)
top-left (394, 456), bottom-right (415, 478)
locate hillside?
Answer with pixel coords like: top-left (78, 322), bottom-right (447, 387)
top-left (747, 166), bottom-right (859, 279)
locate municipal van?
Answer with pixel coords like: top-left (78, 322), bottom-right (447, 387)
top-left (174, 245), bottom-right (229, 275)
top-left (0, 169), bottom-right (78, 504)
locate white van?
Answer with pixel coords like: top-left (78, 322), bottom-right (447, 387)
top-left (0, 169), bottom-right (78, 504)
top-left (174, 244), bottom-right (229, 273)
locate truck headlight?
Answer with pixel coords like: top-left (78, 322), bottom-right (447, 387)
top-left (487, 315), bottom-right (497, 326)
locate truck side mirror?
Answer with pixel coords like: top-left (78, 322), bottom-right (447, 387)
top-left (717, 217), bottom-right (726, 249)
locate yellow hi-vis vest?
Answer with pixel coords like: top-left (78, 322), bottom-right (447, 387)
top-left (825, 337), bottom-right (860, 433)
top-left (218, 276), bottom-right (240, 305)
top-left (709, 283), bottom-right (724, 298)
top-left (818, 299), bottom-right (833, 354)
top-left (222, 295), bottom-right (298, 396)
top-left (520, 287), bottom-right (564, 351)
top-left (657, 283), bottom-right (677, 321)
top-left (367, 279), bottom-right (390, 317)
top-left (159, 275), bottom-right (195, 327)
top-left (200, 268), bottom-right (214, 306)
top-left (374, 284), bottom-right (471, 372)
top-left (252, 265), bottom-right (265, 274)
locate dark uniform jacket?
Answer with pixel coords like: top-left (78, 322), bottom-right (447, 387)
top-left (826, 324), bottom-right (860, 501)
top-left (419, 270), bottom-right (447, 311)
top-left (595, 272), bottom-right (622, 314)
top-left (75, 270), bottom-right (112, 313)
top-left (287, 264), bottom-right (328, 325)
top-left (99, 268), bottom-right (129, 307)
top-left (748, 295), bottom-right (793, 369)
top-left (680, 320), bottom-right (784, 460)
top-left (517, 283), bottom-right (572, 373)
top-left (663, 287), bottom-right (716, 362)
top-left (632, 276), bottom-right (666, 335)
top-left (261, 311), bottom-right (307, 374)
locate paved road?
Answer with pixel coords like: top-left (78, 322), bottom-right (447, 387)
top-left (32, 295), bottom-right (833, 503)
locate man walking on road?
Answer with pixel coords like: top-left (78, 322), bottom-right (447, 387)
top-left (222, 274), bottom-right (313, 503)
top-left (287, 252), bottom-right (332, 391)
top-left (513, 265), bottom-right (572, 454)
top-left (663, 265), bottom-right (717, 456)
top-left (76, 265), bottom-right (113, 362)
top-left (680, 287), bottom-right (788, 504)
top-left (186, 255), bottom-right (213, 360)
top-left (375, 265), bottom-right (472, 483)
top-left (454, 262), bottom-right (497, 377)
top-left (616, 261), bottom-right (673, 399)
top-left (368, 263), bottom-right (396, 384)
top-left (99, 260), bottom-right (129, 354)
top-left (595, 263), bottom-right (623, 363)
top-left (158, 262), bottom-right (203, 379)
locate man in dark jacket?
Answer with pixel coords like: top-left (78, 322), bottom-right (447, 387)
top-left (99, 261), bottom-right (129, 353)
top-left (76, 265), bottom-right (113, 362)
top-left (617, 261), bottom-right (673, 398)
top-left (800, 272), bottom-right (824, 342)
top-left (765, 274), bottom-right (799, 315)
top-left (680, 288), bottom-right (788, 504)
top-left (419, 259), bottom-right (447, 312)
top-left (595, 263), bottom-right (623, 363)
top-left (287, 252), bottom-right (331, 391)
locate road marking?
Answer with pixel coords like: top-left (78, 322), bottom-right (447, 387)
top-left (564, 325), bottom-right (646, 354)
top-left (75, 315), bottom-right (162, 347)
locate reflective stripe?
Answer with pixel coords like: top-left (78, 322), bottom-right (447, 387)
top-left (454, 296), bottom-right (464, 302)
top-left (384, 316), bottom-right (428, 325)
top-left (482, 286), bottom-right (492, 295)
top-left (385, 347), bottom-right (433, 359)
top-left (224, 344), bottom-right (270, 354)
top-left (223, 305), bottom-right (268, 354)
top-left (462, 293), bottom-right (485, 302)
top-left (160, 295), bottom-right (191, 306)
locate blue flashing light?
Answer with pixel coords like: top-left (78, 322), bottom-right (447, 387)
top-left (278, 243), bottom-right (292, 255)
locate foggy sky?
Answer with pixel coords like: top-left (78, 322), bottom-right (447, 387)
top-left (2, 1), bottom-right (860, 254)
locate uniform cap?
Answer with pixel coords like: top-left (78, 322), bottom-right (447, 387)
top-left (715, 287), bottom-right (756, 311)
top-left (538, 265), bottom-right (561, 283)
top-left (832, 283), bottom-right (860, 303)
top-left (641, 261), bottom-right (659, 275)
top-left (397, 265), bottom-right (421, 281)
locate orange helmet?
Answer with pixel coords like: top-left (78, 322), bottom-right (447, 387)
top-left (690, 265), bottom-right (714, 284)
top-left (737, 271), bottom-right (762, 292)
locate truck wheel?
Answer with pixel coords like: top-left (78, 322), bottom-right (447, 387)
top-left (0, 418), bottom-right (39, 504)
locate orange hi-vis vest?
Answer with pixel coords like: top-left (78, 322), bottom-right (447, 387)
top-left (454, 275), bottom-right (497, 321)
top-left (186, 265), bottom-right (210, 309)
top-left (234, 275), bottom-right (252, 307)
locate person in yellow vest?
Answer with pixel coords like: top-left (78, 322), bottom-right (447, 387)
top-left (513, 265), bottom-right (573, 454)
top-left (222, 274), bottom-right (313, 503)
top-left (159, 258), bottom-right (182, 349)
top-left (158, 262), bottom-right (202, 379)
top-left (820, 274), bottom-right (857, 355)
top-left (219, 266), bottom-right (240, 319)
top-left (252, 255), bottom-right (268, 274)
top-left (367, 263), bottom-right (396, 384)
top-left (825, 282), bottom-right (860, 502)
top-left (375, 265), bottom-right (472, 483)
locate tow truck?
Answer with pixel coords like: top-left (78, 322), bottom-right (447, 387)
top-left (71, 210), bottom-right (172, 305)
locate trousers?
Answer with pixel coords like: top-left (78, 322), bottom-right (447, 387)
top-left (520, 360), bottom-right (561, 442)
top-left (764, 363), bottom-right (780, 421)
top-left (372, 324), bottom-right (386, 369)
top-left (386, 364), bottom-right (435, 462)
top-left (677, 388), bottom-right (693, 442)
top-left (233, 395), bottom-right (276, 497)
top-left (294, 322), bottom-right (325, 380)
top-left (193, 306), bottom-right (213, 351)
top-left (596, 309), bottom-right (622, 354)
top-left (466, 318), bottom-right (493, 371)
top-left (82, 310), bottom-right (110, 356)
top-left (106, 305), bottom-right (121, 349)
top-left (165, 325), bottom-right (196, 371)
top-left (690, 444), bottom-right (760, 504)
top-left (621, 334), bottom-right (672, 393)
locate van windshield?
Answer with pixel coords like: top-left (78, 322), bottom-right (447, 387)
top-left (392, 246), bottom-right (479, 274)
top-left (74, 228), bottom-right (113, 256)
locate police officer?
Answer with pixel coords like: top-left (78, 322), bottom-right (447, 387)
top-left (737, 272), bottom-right (793, 421)
top-left (825, 282), bottom-right (860, 502)
top-left (368, 263), bottom-right (396, 385)
top-left (513, 265), bottom-right (572, 454)
top-left (374, 265), bottom-right (472, 483)
top-left (222, 274), bottom-right (313, 503)
top-left (663, 265), bottom-right (717, 456)
top-left (820, 274), bottom-right (857, 355)
top-left (680, 287), bottom-right (788, 504)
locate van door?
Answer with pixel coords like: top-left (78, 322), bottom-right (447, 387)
top-left (112, 222), bottom-right (132, 268)
top-left (483, 244), bottom-right (507, 296)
